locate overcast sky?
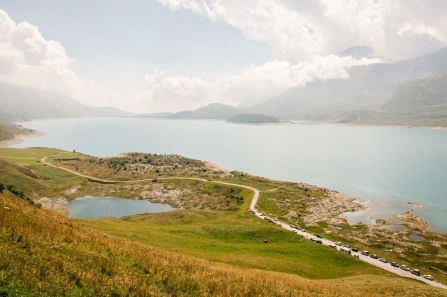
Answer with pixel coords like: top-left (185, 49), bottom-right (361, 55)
top-left (1, 0), bottom-right (446, 112)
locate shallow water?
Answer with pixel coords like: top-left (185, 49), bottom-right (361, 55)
top-left (409, 234), bottom-right (425, 241)
top-left (67, 196), bottom-right (175, 219)
top-left (11, 117), bottom-right (447, 232)
top-left (379, 224), bottom-right (407, 231)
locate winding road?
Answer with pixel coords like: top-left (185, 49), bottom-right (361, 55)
top-left (41, 156), bottom-right (446, 290)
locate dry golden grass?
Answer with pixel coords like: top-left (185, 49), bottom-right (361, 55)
top-left (1, 193), bottom-right (445, 296)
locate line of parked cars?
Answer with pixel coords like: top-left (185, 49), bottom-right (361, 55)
top-left (262, 216), bottom-right (283, 227)
top-left (256, 211), bottom-right (435, 282)
top-left (327, 241), bottom-right (434, 282)
top-left (356, 250), bottom-right (434, 281)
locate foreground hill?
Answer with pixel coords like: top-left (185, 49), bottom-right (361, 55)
top-left (0, 148), bottom-right (446, 295)
top-left (3, 193), bottom-right (445, 296)
top-left (0, 82), bottom-right (129, 122)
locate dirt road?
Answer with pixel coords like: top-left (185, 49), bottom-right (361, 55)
top-left (41, 156), bottom-right (446, 290)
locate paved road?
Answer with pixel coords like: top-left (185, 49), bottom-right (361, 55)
top-left (41, 156), bottom-right (446, 290)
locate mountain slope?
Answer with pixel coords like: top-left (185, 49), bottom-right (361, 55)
top-left (0, 82), bottom-right (129, 122)
top-left (248, 47), bottom-right (447, 120)
top-left (170, 103), bottom-right (240, 120)
top-left (344, 71), bottom-right (447, 126)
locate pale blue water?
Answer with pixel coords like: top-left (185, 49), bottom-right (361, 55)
top-left (67, 196), bottom-right (175, 219)
top-left (11, 117), bottom-right (447, 232)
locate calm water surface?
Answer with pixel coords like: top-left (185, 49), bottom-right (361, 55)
top-left (67, 196), bottom-right (175, 219)
top-left (12, 117), bottom-right (447, 232)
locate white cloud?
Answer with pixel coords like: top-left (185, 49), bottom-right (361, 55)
top-left (2, 1), bottom-right (447, 113)
top-left (158, 0), bottom-right (447, 61)
top-left (137, 55), bottom-right (380, 111)
top-left (0, 10), bottom-right (119, 108)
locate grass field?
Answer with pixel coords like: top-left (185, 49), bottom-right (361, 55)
top-left (1, 147), bottom-right (446, 295)
top-left (2, 193), bottom-right (445, 296)
top-left (77, 209), bottom-right (384, 280)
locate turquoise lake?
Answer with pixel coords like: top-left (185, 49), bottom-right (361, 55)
top-left (11, 117), bottom-right (447, 232)
top-left (67, 196), bottom-right (175, 219)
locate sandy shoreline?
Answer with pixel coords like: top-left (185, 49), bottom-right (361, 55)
top-left (0, 130), bottom-right (45, 148)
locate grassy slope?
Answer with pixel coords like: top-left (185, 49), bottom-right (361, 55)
top-left (2, 193), bottom-right (445, 296)
top-left (77, 210), bottom-right (377, 280)
top-left (0, 147), bottom-right (446, 295)
top-left (0, 120), bottom-right (32, 141)
top-left (0, 148), bottom-right (83, 197)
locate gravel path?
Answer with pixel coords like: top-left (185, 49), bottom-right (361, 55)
top-left (41, 156), bottom-right (446, 290)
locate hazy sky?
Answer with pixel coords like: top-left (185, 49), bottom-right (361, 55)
top-left (1, 0), bottom-right (446, 112)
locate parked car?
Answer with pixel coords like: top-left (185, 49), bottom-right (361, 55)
top-left (423, 275), bottom-right (434, 281)
top-left (260, 212), bottom-right (265, 216)
top-left (250, 210), bottom-right (255, 214)
top-left (277, 223), bottom-right (282, 227)
top-left (329, 244), bottom-right (337, 249)
top-left (400, 265), bottom-right (410, 271)
top-left (370, 254), bottom-right (378, 259)
top-left (361, 250), bottom-right (369, 256)
top-left (351, 248), bottom-right (358, 252)
top-left (411, 269), bottom-right (420, 276)
top-left (274, 218), bottom-right (278, 221)
top-left (379, 258), bottom-right (388, 263)
top-left (290, 225), bottom-right (295, 228)
top-left (301, 229), bottom-right (306, 232)
top-left (343, 245), bottom-right (350, 249)
top-left (293, 229), bottom-right (298, 233)
top-left (310, 237), bottom-right (316, 241)
top-left (316, 239), bottom-right (322, 244)
top-left (391, 262), bottom-right (399, 268)
top-left (316, 234), bottom-right (323, 238)
top-left (353, 255), bottom-right (359, 259)
top-left (340, 247), bottom-right (351, 255)
top-left (335, 242), bottom-right (341, 246)
top-left (295, 226), bottom-right (301, 230)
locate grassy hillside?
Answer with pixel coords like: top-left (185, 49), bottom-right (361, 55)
top-left (1, 147), bottom-right (446, 295)
top-left (2, 192), bottom-right (446, 296)
top-left (0, 119), bottom-right (33, 142)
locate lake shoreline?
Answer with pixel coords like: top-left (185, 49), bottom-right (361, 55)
top-left (0, 129), bottom-right (46, 148)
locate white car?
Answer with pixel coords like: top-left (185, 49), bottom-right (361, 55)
top-left (423, 275), bottom-right (434, 281)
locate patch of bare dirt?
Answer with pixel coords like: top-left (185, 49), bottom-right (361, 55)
top-left (36, 197), bottom-right (69, 216)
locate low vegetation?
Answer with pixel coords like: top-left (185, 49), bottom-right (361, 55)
top-left (2, 192), bottom-right (445, 296)
top-left (0, 120), bottom-right (32, 142)
top-left (0, 147), bottom-right (446, 295)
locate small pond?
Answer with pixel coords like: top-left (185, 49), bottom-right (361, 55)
top-left (409, 234), bottom-right (425, 241)
top-left (67, 196), bottom-right (176, 219)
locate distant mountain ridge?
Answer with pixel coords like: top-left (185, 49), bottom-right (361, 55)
top-left (169, 103), bottom-right (280, 124)
top-left (169, 103), bottom-right (240, 120)
top-left (343, 71), bottom-right (447, 126)
top-left (0, 82), bottom-right (130, 122)
top-left (246, 47), bottom-right (447, 121)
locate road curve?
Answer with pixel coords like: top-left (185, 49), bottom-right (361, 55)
top-left (40, 156), bottom-right (446, 290)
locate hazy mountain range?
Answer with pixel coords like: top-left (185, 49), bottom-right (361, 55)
top-left (0, 82), bottom-right (129, 122)
top-left (246, 47), bottom-right (447, 123)
top-left (1, 47), bottom-right (447, 127)
top-left (174, 47), bottom-right (447, 127)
